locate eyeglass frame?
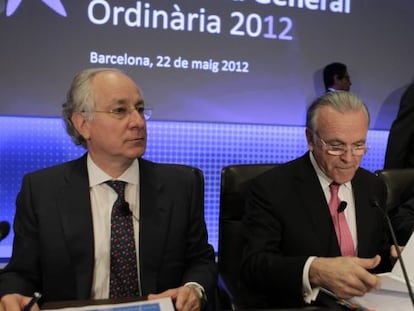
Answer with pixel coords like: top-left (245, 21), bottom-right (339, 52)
top-left (91, 103), bottom-right (153, 121)
top-left (313, 132), bottom-right (369, 156)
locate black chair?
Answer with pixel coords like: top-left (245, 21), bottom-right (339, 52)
top-left (375, 168), bottom-right (414, 214)
top-left (217, 164), bottom-right (279, 310)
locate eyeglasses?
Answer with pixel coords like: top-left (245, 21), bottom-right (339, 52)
top-left (316, 133), bottom-right (368, 156)
top-left (93, 105), bottom-right (152, 120)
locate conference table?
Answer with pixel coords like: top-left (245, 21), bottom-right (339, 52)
top-left (41, 297), bottom-right (348, 311)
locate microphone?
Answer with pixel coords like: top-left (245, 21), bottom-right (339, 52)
top-left (371, 199), bottom-right (414, 306)
top-left (337, 201), bottom-right (347, 213)
top-left (0, 221), bottom-right (10, 241)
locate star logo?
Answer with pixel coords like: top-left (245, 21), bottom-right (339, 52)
top-left (5, 0), bottom-right (67, 17)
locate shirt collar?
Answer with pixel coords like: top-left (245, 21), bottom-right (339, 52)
top-left (87, 154), bottom-right (139, 187)
top-left (309, 151), bottom-right (351, 190)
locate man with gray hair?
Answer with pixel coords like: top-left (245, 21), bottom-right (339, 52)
top-left (241, 91), bottom-right (394, 308)
top-left (0, 68), bottom-right (216, 311)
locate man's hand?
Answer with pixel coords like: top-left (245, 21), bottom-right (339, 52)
top-left (390, 245), bottom-right (404, 263)
top-left (309, 255), bottom-right (382, 299)
top-left (0, 294), bottom-right (39, 311)
top-left (147, 286), bottom-right (201, 311)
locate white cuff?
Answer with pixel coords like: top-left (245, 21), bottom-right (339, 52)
top-left (303, 256), bottom-right (320, 303)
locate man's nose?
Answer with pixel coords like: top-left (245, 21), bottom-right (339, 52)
top-left (129, 108), bottom-right (146, 125)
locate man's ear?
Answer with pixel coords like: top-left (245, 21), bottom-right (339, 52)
top-left (71, 112), bottom-right (91, 140)
top-left (333, 74), bottom-right (342, 84)
top-left (305, 128), bottom-right (314, 151)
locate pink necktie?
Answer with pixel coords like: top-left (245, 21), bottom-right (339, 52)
top-left (328, 183), bottom-right (355, 256)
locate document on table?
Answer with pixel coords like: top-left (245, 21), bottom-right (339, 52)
top-left (42, 297), bottom-right (175, 311)
top-left (348, 233), bottom-right (414, 311)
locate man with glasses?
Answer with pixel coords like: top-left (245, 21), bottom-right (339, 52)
top-left (0, 68), bottom-right (216, 311)
top-left (241, 91), bottom-right (393, 308)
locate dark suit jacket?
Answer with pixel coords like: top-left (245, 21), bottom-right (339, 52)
top-left (240, 153), bottom-right (390, 308)
top-left (384, 82), bottom-right (414, 169)
top-left (391, 186), bottom-right (414, 245)
top-left (0, 155), bottom-right (216, 306)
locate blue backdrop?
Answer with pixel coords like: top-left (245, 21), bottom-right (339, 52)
top-left (0, 115), bottom-right (389, 258)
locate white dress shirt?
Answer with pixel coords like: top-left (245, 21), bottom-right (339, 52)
top-left (303, 152), bottom-right (357, 303)
top-left (87, 155), bottom-right (141, 298)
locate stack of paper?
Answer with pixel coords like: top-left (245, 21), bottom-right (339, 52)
top-left (349, 233), bottom-right (414, 311)
top-left (43, 297), bottom-right (175, 311)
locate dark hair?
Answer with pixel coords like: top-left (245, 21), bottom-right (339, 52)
top-left (323, 62), bottom-right (348, 91)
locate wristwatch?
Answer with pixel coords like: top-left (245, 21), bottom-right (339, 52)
top-left (184, 283), bottom-right (207, 309)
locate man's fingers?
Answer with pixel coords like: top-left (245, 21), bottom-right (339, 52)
top-left (354, 255), bottom-right (381, 270)
top-left (148, 289), bottom-right (177, 301)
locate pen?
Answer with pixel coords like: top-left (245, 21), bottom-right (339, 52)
top-left (23, 292), bottom-right (42, 311)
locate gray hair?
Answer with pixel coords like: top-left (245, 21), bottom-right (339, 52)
top-left (306, 91), bottom-right (370, 132)
top-left (62, 67), bottom-right (122, 148)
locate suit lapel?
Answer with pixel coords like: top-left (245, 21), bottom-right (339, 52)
top-left (352, 171), bottom-right (372, 257)
top-left (296, 154), bottom-right (341, 256)
top-left (138, 159), bottom-right (171, 294)
top-left (57, 155), bottom-right (94, 299)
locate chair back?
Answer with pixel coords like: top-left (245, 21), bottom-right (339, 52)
top-left (217, 164), bottom-right (279, 309)
top-left (375, 168), bottom-right (414, 213)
